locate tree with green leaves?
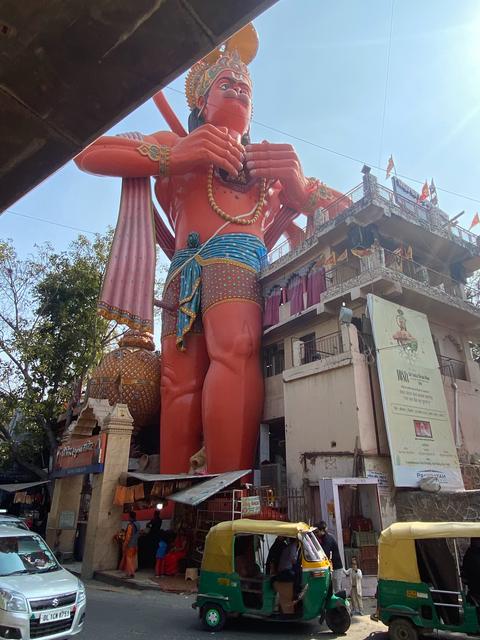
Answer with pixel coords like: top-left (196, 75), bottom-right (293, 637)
top-left (0, 231), bottom-right (120, 479)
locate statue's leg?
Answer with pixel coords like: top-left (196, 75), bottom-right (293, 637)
top-left (160, 333), bottom-right (209, 473)
top-left (202, 301), bottom-right (263, 473)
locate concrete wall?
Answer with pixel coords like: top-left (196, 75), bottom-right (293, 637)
top-left (263, 374), bottom-right (284, 422)
top-left (283, 353), bottom-right (359, 488)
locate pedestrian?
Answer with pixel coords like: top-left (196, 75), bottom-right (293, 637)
top-left (461, 537), bottom-right (480, 601)
top-left (163, 527), bottom-right (188, 576)
top-left (119, 511), bottom-right (139, 579)
top-left (344, 556), bottom-right (364, 615)
top-left (155, 536), bottom-right (168, 577)
top-left (315, 521), bottom-right (344, 593)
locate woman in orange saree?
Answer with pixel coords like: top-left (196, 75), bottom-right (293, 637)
top-left (119, 511), bottom-right (139, 578)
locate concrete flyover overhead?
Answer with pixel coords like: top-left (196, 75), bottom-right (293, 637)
top-left (0, 0), bottom-right (276, 213)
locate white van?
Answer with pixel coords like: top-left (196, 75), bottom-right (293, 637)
top-left (0, 527), bottom-right (86, 639)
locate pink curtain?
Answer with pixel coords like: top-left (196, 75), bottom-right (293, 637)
top-left (264, 289), bottom-right (281, 327)
top-left (307, 268), bottom-right (327, 307)
top-left (288, 275), bottom-right (304, 315)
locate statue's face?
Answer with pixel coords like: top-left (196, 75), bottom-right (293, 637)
top-left (200, 71), bottom-right (252, 134)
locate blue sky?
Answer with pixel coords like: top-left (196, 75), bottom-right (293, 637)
top-left (3, 0), bottom-right (480, 267)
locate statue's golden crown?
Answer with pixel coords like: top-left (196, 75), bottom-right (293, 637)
top-left (185, 23), bottom-right (258, 111)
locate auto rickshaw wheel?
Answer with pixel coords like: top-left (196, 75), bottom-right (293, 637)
top-left (389, 618), bottom-right (419, 640)
top-left (325, 607), bottom-right (351, 634)
top-left (201, 603), bottom-right (226, 632)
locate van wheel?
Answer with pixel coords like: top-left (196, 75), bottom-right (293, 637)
top-left (201, 604), bottom-right (226, 632)
top-left (389, 618), bottom-right (418, 640)
top-left (325, 607), bottom-right (351, 634)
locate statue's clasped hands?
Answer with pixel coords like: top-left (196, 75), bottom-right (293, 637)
top-left (169, 124), bottom-right (245, 177)
top-left (245, 141), bottom-right (308, 209)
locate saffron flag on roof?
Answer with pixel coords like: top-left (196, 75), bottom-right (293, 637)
top-left (418, 181), bottom-right (430, 203)
top-left (386, 155), bottom-right (395, 179)
top-left (469, 212), bottom-right (480, 230)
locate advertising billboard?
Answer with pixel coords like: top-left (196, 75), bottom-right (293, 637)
top-left (367, 294), bottom-right (463, 490)
top-left (52, 434), bottom-right (106, 478)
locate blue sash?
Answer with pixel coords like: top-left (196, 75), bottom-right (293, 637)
top-left (165, 233), bottom-right (267, 349)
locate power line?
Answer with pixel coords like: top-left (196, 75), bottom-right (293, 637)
top-left (164, 85), bottom-right (480, 207)
top-left (3, 209), bottom-right (97, 236)
top-left (378, 0), bottom-right (396, 168)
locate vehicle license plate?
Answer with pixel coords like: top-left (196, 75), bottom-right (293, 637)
top-left (39, 608), bottom-right (71, 624)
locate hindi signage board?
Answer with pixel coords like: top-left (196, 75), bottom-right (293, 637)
top-left (367, 294), bottom-right (463, 490)
top-left (241, 495), bottom-right (261, 517)
top-left (52, 434), bottom-right (106, 478)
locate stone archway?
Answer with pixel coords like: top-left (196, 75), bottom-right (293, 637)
top-left (46, 400), bottom-right (133, 577)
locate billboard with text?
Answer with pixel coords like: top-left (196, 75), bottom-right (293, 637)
top-left (367, 294), bottom-right (463, 490)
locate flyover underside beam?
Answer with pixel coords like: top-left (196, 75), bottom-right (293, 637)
top-left (0, 0), bottom-right (276, 212)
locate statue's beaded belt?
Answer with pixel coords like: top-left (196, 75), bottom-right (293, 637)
top-left (162, 233), bottom-right (267, 349)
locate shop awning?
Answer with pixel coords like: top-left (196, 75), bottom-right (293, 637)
top-left (0, 480), bottom-right (50, 493)
top-left (168, 469), bottom-right (251, 506)
top-left (127, 472), bottom-right (218, 483)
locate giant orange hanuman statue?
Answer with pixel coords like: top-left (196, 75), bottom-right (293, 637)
top-left (76, 25), bottom-right (345, 474)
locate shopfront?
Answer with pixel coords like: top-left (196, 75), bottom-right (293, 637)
top-left (319, 477), bottom-right (382, 596)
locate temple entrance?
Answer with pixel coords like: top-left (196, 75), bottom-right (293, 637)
top-left (74, 475), bottom-right (92, 561)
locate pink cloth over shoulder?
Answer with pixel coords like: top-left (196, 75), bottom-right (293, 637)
top-left (98, 132), bottom-right (175, 332)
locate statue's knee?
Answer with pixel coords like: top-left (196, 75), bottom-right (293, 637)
top-left (213, 326), bottom-right (259, 361)
top-left (160, 368), bottom-right (202, 398)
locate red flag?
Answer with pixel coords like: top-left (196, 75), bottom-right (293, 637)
top-left (386, 155), bottom-right (395, 179)
top-left (469, 212), bottom-right (480, 230)
top-left (418, 181), bottom-right (430, 203)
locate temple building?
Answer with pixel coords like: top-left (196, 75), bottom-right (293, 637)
top-left (259, 167), bottom-right (480, 586)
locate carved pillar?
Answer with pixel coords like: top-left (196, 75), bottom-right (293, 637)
top-left (81, 404), bottom-right (133, 580)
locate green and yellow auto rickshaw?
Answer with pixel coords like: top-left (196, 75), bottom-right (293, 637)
top-left (377, 521), bottom-right (480, 640)
top-left (193, 519), bottom-right (351, 633)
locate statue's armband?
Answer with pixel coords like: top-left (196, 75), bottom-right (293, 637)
top-left (301, 177), bottom-right (336, 214)
top-left (136, 143), bottom-right (171, 177)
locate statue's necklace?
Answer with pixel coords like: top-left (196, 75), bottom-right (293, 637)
top-left (207, 164), bottom-right (267, 226)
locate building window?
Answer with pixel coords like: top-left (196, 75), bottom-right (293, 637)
top-left (263, 342), bottom-right (285, 378)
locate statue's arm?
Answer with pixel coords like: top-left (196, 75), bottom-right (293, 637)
top-left (74, 131), bottom-right (179, 177)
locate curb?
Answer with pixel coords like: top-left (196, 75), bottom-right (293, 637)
top-left (93, 571), bottom-right (197, 595)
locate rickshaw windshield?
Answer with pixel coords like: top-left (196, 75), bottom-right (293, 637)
top-left (302, 532), bottom-right (327, 562)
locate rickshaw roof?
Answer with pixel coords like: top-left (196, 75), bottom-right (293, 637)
top-left (379, 522), bottom-right (480, 583)
top-left (201, 520), bottom-right (315, 573)
top-left (209, 519), bottom-right (314, 537)
top-left (380, 521), bottom-right (480, 543)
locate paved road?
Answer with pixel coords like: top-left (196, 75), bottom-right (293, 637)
top-left (81, 582), bottom-right (388, 640)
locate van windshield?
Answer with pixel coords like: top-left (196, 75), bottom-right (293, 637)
top-left (0, 535), bottom-right (59, 576)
